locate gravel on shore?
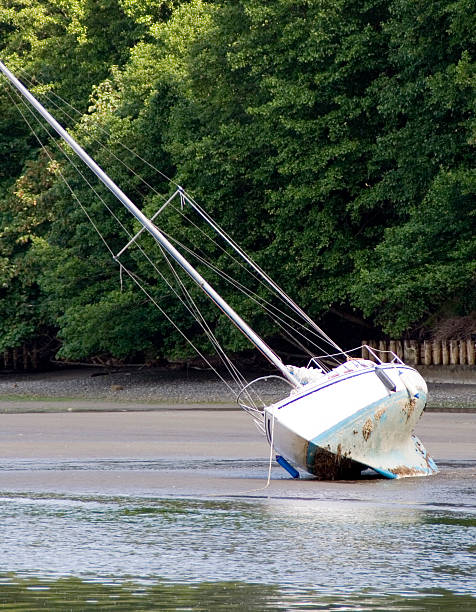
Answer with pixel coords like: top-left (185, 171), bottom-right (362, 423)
top-left (0, 366), bottom-right (474, 412)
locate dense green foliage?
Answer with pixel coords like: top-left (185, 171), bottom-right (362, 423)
top-left (0, 0), bottom-right (474, 363)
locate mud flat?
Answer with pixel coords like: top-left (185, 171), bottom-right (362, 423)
top-left (0, 410), bottom-right (474, 498)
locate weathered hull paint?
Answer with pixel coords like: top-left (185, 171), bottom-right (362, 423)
top-left (264, 365), bottom-right (438, 479)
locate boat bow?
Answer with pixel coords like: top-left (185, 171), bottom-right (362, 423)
top-left (263, 358), bottom-right (438, 479)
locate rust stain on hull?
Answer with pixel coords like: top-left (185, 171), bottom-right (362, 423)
top-left (402, 398), bottom-right (416, 422)
top-left (390, 465), bottom-right (423, 478)
top-left (362, 418), bottom-right (373, 441)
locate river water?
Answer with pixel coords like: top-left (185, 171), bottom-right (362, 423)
top-left (0, 455), bottom-right (475, 610)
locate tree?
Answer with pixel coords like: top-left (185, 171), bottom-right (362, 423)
top-left (1, 0), bottom-right (474, 365)
top-left (352, 0), bottom-right (476, 335)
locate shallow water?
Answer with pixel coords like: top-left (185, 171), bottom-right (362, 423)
top-left (0, 458), bottom-right (475, 610)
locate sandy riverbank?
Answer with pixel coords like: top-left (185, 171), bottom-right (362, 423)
top-left (0, 410), bottom-right (474, 498)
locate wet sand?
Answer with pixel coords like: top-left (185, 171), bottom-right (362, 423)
top-left (0, 410), bottom-right (474, 498)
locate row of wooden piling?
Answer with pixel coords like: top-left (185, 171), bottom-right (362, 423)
top-left (2, 345), bottom-right (40, 370)
top-left (362, 339), bottom-right (476, 366)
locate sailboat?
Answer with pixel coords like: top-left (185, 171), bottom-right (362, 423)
top-left (0, 61), bottom-right (438, 480)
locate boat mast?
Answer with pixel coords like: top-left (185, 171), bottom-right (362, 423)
top-left (0, 60), bottom-right (300, 388)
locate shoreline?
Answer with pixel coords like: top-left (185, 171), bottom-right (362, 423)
top-left (0, 398), bottom-right (475, 414)
top-left (0, 365), bottom-right (475, 413)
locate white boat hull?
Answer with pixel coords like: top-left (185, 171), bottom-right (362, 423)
top-left (264, 365), bottom-right (438, 479)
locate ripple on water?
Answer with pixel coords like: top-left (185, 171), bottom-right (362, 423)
top-left (0, 492), bottom-right (474, 600)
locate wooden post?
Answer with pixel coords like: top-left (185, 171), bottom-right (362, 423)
top-left (441, 341), bottom-right (449, 365)
top-left (449, 340), bottom-right (458, 365)
top-left (367, 341), bottom-right (377, 362)
top-left (423, 340), bottom-right (432, 365)
top-left (466, 339), bottom-right (475, 366)
top-left (411, 340), bottom-right (420, 365)
top-left (396, 341), bottom-right (404, 361)
top-left (12, 348), bottom-right (18, 370)
top-left (3, 350), bottom-right (8, 369)
top-left (404, 340), bottom-right (417, 365)
top-left (378, 340), bottom-right (387, 362)
top-left (420, 341), bottom-right (425, 365)
top-left (432, 341), bottom-right (441, 365)
top-left (459, 340), bottom-right (467, 365)
top-left (22, 345), bottom-right (28, 370)
top-left (389, 340), bottom-right (397, 360)
top-left (361, 342), bottom-right (369, 360)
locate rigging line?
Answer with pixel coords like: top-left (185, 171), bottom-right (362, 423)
top-left (13, 69), bottom-right (279, 329)
top-left (136, 253), bottom-right (250, 398)
top-left (3, 63), bottom-right (300, 387)
top-left (168, 249), bottom-right (332, 359)
top-left (156, 241), bottom-right (339, 384)
top-left (161, 247), bottom-right (339, 362)
top-left (16, 71), bottom-right (340, 352)
top-left (10, 72), bottom-right (169, 226)
top-left (157, 228), bottom-right (342, 358)
top-left (17, 72), bottom-right (341, 356)
top-left (142, 201), bottom-right (340, 357)
top-left (39, 78), bottom-right (275, 311)
top-left (8, 71), bottom-right (339, 374)
top-left (116, 227), bottom-right (260, 389)
top-left (115, 190), bottom-right (181, 260)
top-left (107, 210), bottom-right (262, 388)
top-left (119, 263), bottom-right (241, 398)
top-left (5, 79), bottom-right (338, 367)
top-left (162, 206), bottom-right (328, 340)
top-left (183, 191), bottom-right (343, 353)
top-left (17, 119), bottom-right (243, 388)
top-left (115, 222), bottom-right (253, 391)
top-left (24, 68), bottom-right (270, 301)
top-left (4, 104), bottom-right (280, 418)
top-left (152, 214), bottom-right (323, 341)
top-left (3, 79), bottom-right (138, 247)
top-left (3, 82), bottom-right (179, 330)
top-left (165, 203), bottom-right (313, 319)
top-left (5, 81), bottom-right (214, 330)
top-left (157, 246), bottom-right (251, 391)
top-left (16, 73), bottom-right (171, 208)
top-left (165, 200), bottom-right (341, 353)
top-left (160, 251), bottom-right (243, 385)
top-left (16, 70), bottom-right (342, 356)
top-left (172, 240), bottom-right (326, 347)
top-left (4, 79), bottom-right (252, 395)
top-left (2, 82), bottom-right (115, 258)
top-left (17, 68), bottom-right (177, 188)
top-left (226, 413), bottom-right (275, 497)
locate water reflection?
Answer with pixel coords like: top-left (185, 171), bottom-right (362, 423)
top-left (0, 576), bottom-right (475, 611)
top-left (0, 456), bottom-right (475, 609)
top-left (0, 493), bottom-right (474, 598)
